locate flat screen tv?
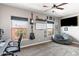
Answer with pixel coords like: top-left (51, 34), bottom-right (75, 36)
top-left (61, 16), bottom-right (77, 26)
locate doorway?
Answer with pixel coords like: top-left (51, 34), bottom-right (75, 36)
top-left (47, 21), bottom-right (54, 37)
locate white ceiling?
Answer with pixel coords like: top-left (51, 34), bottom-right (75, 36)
top-left (2, 3), bottom-right (79, 18)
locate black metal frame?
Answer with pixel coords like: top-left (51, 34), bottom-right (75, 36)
top-left (4, 34), bottom-right (23, 56)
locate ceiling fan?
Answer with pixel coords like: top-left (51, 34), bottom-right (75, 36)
top-left (43, 3), bottom-right (68, 12)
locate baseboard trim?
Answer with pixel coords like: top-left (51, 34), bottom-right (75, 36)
top-left (21, 40), bottom-right (52, 48)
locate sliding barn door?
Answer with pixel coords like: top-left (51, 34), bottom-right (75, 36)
top-left (35, 22), bottom-right (47, 41)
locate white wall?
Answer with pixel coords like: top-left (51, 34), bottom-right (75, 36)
top-left (60, 12), bottom-right (79, 42)
top-left (61, 26), bottom-right (79, 41)
top-left (0, 4), bottom-right (60, 47)
top-left (0, 4), bottom-right (30, 39)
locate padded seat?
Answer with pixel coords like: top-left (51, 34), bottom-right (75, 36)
top-left (4, 34), bottom-right (23, 56)
top-left (6, 46), bottom-right (18, 52)
top-left (51, 33), bottom-right (72, 45)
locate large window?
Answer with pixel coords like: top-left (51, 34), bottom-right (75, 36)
top-left (11, 16), bottom-right (28, 41)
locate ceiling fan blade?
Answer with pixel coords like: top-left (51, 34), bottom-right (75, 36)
top-left (56, 7), bottom-right (64, 10)
top-left (52, 11), bottom-right (55, 13)
top-left (43, 5), bottom-right (48, 7)
top-left (57, 3), bottom-right (68, 7)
